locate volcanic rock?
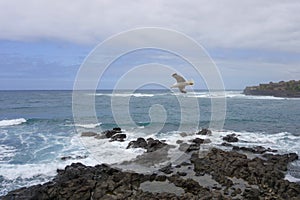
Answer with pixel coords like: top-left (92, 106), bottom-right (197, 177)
top-left (196, 128), bottom-right (212, 135)
top-left (109, 133), bottom-right (126, 142)
top-left (223, 133), bottom-right (239, 142)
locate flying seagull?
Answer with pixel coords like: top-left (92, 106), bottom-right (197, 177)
top-left (171, 73), bottom-right (194, 93)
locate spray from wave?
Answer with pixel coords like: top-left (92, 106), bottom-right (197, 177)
top-left (0, 118), bottom-right (26, 127)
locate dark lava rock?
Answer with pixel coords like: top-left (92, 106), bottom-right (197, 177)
top-left (102, 127), bottom-right (122, 138)
top-left (196, 128), bottom-right (212, 135)
top-left (177, 171), bottom-right (187, 176)
top-left (190, 138), bottom-right (204, 144)
top-left (179, 132), bottom-right (188, 137)
top-left (223, 133), bottom-right (239, 142)
top-left (176, 140), bottom-right (183, 144)
top-left (242, 188), bottom-right (261, 199)
top-left (126, 137), bottom-right (168, 153)
top-left (179, 142), bottom-right (201, 153)
top-left (147, 138), bottom-right (167, 153)
top-left (3, 161), bottom-right (230, 199)
top-left (155, 175), bottom-right (167, 181)
top-left (3, 146), bottom-right (300, 200)
top-left (191, 147), bottom-right (300, 199)
top-left (221, 142), bottom-right (233, 147)
top-left (159, 163), bottom-right (173, 174)
top-left (233, 145), bottom-right (278, 154)
top-left (112, 127), bottom-right (121, 132)
top-left (81, 131), bottom-right (97, 137)
top-left (109, 133), bottom-right (126, 142)
top-left (186, 144), bottom-right (200, 152)
top-left (127, 137), bottom-right (147, 149)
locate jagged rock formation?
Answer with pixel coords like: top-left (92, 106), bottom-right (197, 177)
top-left (3, 129), bottom-right (300, 200)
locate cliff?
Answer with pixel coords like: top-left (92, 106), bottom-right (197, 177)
top-left (243, 80), bottom-right (300, 97)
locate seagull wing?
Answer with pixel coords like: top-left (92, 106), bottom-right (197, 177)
top-left (178, 86), bottom-right (187, 93)
top-left (172, 73), bottom-right (186, 83)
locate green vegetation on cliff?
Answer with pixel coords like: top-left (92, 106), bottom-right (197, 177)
top-left (244, 80), bottom-right (300, 97)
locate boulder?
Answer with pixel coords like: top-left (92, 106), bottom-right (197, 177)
top-left (190, 138), bottom-right (204, 144)
top-left (223, 133), bottom-right (239, 142)
top-left (101, 127), bottom-right (122, 138)
top-left (146, 138), bottom-right (168, 152)
top-left (126, 137), bottom-right (168, 153)
top-left (127, 137), bottom-right (147, 149)
top-left (233, 145), bottom-right (278, 154)
top-left (159, 163), bottom-right (173, 174)
top-left (196, 128), bottom-right (212, 135)
top-left (109, 134), bottom-right (126, 142)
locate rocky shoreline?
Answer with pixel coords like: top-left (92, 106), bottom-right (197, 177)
top-left (2, 128), bottom-right (300, 200)
top-left (243, 80), bottom-right (300, 98)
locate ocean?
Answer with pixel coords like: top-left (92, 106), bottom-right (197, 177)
top-left (0, 90), bottom-right (300, 196)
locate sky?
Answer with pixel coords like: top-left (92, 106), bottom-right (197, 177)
top-left (0, 0), bottom-right (300, 90)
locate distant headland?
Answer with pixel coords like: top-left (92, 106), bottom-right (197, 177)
top-left (243, 80), bottom-right (300, 98)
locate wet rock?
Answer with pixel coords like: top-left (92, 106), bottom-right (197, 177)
top-left (223, 133), bottom-right (239, 142)
top-left (159, 163), bottom-right (173, 174)
top-left (176, 140), bottom-right (183, 144)
top-left (177, 171), bottom-right (187, 176)
top-left (112, 127), bottom-right (121, 132)
top-left (127, 137), bottom-right (168, 153)
top-left (179, 132), bottom-right (188, 137)
top-left (242, 188), bottom-right (261, 199)
top-left (100, 127), bottom-right (122, 138)
top-left (3, 143), bottom-right (300, 200)
top-left (203, 139), bottom-right (212, 144)
top-left (109, 133), bottom-right (126, 142)
top-left (179, 143), bottom-right (190, 152)
top-left (181, 161), bottom-right (192, 166)
top-left (191, 147), bottom-right (300, 199)
top-left (196, 128), bottom-right (212, 135)
top-left (127, 137), bottom-right (147, 149)
top-left (221, 142), bottom-right (233, 147)
top-left (186, 144), bottom-right (200, 152)
top-left (233, 145), bottom-right (277, 154)
top-left (81, 131), bottom-right (97, 137)
top-left (155, 175), bottom-right (167, 181)
top-left (146, 138), bottom-right (168, 153)
top-left (190, 138), bottom-right (204, 144)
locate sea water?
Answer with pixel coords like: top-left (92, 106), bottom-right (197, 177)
top-left (0, 90), bottom-right (300, 195)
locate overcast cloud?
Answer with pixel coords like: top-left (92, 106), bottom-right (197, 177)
top-left (0, 0), bottom-right (300, 89)
top-left (0, 0), bottom-right (300, 52)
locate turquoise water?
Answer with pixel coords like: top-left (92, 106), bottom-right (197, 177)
top-left (0, 90), bottom-right (299, 195)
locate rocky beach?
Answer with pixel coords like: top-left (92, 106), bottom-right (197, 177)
top-left (3, 128), bottom-right (300, 200)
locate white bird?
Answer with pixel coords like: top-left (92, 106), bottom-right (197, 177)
top-left (171, 73), bottom-right (194, 93)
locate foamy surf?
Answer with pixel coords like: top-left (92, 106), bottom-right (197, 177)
top-left (0, 156), bottom-right (99, 196)
top-left (93, 93), bottom-right (154, 97)
top-left (0, 118), bottom-right (26, 127)
top-left (74, 123), bottom-right (102, 129)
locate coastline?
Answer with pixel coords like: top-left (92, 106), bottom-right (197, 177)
top-left (243, 80), bottom-right (300, 98)
top-left (3, 128), bottom-right (300, 200)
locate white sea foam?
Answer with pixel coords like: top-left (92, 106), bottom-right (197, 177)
top-left (94, 93), bottom-right (154, 97)
top-left (285, 174), bottom-right (300, 183)
top-left (80, 132), bottom-right (145, 164)
top-left (89, 91), bottom-right (296, 100)
top-left (0, 156), bottom-right (99, 196)
top-left (0, 118), bottom-right (26, 127)
top-left (0, 145), bottom-right (16, 162)
top-left (74, 123), bottom-right (102, 129)
top-left (184, 91), bottom-right (287, 100)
